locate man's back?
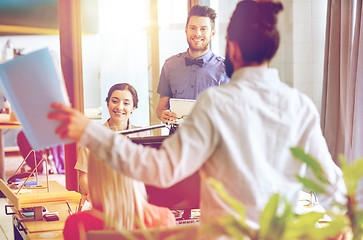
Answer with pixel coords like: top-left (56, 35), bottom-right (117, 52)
top-left (178, 66), bottom-right (345, 228)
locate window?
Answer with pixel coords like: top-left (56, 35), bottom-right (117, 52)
top-left (81, 0), bottom-right (150, 126)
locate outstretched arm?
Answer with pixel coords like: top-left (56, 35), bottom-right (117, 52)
top-left (47, 102), bottom-right (90, 142)
top-left (48, 96), bottom-right (215, 188)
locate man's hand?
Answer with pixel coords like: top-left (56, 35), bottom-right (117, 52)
top-left (160, 110), bottom-right (178, 123)
top-left (47, 102), bottom-right (90, 142)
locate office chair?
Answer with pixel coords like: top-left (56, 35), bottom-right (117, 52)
top-left (87, 224), bottom-right (200, 240)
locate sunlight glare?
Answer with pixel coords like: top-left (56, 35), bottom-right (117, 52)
top-left (99, 0), bottom-right (148, 35)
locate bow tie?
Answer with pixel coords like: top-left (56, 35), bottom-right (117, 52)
top-left (185, 57), bottom-right (204, 67)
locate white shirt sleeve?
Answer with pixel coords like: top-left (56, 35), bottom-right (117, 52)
top-left (79, 96), bottom-right (218, 188)
top-left (299, 102), bottom-right (347, 208)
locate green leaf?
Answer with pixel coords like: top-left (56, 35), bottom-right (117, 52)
top-left (338, 155), bottom-right (348, 168)
top-left (288, 213), bottom-right (322, 239)
top-left (258, 194), bottom-right (294, 240)
top-left (290, 212), bottom-right (325, 229)
top-left (290, 147), bottom-right (329, 185)
top-left (200, 215), bottom-right (252, 239)
top-left (284, 213), bottom-right (345, 240)
top-left (355, 210), bottom-right (363, 226)
top-left (259, 194), bottom-right (280, 238)
top-left (312, 216), bottom-right (348, 240)
top-left (296, 175), bottom-right (326, 194)
top-left (207, 178), bottom-right (246, 219)
top-left (340, 157), bottom-right (363, 196)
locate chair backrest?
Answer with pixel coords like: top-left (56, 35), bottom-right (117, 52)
top-left (87, 224), bottom-right (200, 240)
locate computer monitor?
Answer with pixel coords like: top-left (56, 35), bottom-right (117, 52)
top-left (130, 135), bottom-right (200, 219)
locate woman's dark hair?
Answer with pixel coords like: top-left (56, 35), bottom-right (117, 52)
top-left (186, 5), bottom-right (217, 29)
top-left (227, 0), bottom-right (283, 64)
top-left (106, 83), bottom-right (139, 108)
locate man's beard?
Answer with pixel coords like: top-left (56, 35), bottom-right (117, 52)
top-left (225, 47), bottom-right (234, 78)
top-left (187, 38), bottom-right (209, 53)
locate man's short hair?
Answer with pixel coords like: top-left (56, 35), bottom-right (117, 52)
top-left (186, 5), bottom-right (216, 29)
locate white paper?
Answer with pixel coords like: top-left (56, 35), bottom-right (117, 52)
top-left (0, 48), bottom-right (72, 150)
top-left (169, 98), bottom-right (196, 119)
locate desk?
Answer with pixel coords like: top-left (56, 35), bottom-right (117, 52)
top-left (27, 231), bottom-right (64, 240)
top-left (0, 115), bottom-right (21, 180)
top-left (0, 180), bottom-right (81, 240)
top-left (14, 199), bottom-right (79, 240)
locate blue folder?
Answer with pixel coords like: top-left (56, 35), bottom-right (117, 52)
top-left (0, 48), bottom-right (73, 150)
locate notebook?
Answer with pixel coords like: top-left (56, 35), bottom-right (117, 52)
top-left (169, 98), bottom-right (196, 119)
top-left (0, 48), bottom-right (72, 150)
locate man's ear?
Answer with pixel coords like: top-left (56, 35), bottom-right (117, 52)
top-left (211, 28), bottom-right (216, 37)
top-left (227, 40), bottom-right (243, 64)
top-left (227, 40), bottom-right (245, 70)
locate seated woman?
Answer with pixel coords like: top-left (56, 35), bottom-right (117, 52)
top-left (74, 83), bottom-right (144, 196)
top-left (63, 134), bottom-right (176, 239)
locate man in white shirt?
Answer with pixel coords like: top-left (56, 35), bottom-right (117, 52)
top-left (48, 0), bottom-right (346, 231)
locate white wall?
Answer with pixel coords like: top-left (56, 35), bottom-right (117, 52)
top-left (271, 0), bottom-right (327, 113)
top-left (211, 0), bottom-right (327, 113)
top-left (82, 34), bottom-right (101, 110)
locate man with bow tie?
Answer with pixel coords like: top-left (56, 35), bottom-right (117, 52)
top-left (156, 5), bottom-right (229, 123)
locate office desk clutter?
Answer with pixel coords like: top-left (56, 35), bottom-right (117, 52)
top-left (1, 179), bottom-right (81, 238)
top-left (43, 213), bottom-right (60, 222)
top-left (6, 144), bottom-right (54, 189)
top-left (0, 179), bottom-right (81, 210)
top-left (1, 39), bottom-right (14, 61)
top-left (21, 206), bottom-right (48, 220)
top-left (7, 178), bottom-right (45, 190)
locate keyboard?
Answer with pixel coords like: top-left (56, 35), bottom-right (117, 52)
top-left (176, 218), bottom-right (200, 225)
top-left (173, 209), bottom-right (200, 224)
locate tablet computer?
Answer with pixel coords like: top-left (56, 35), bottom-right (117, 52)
top-left (169, 98), bottom-right (196, 119)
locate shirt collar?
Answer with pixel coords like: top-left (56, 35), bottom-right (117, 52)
top-left (105, 119), bottom-right (131, 130)
top-left (186, 49), bottom-right (212, 61)
top-left (230, 66), bottom-right (280, 84)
